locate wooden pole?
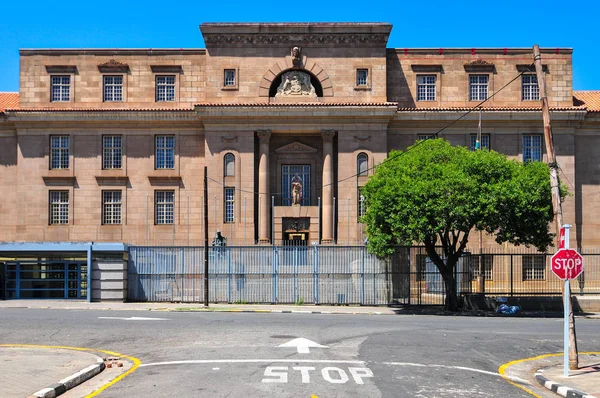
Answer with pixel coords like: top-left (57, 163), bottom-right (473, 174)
top-left (533, 44), bottom-right (578, 370)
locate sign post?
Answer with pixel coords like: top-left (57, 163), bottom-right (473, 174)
top-left (550, 225), bottom-right (583, 377)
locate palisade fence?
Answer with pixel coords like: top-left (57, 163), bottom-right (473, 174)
top-left (126, 246), bottom-right (600, 306)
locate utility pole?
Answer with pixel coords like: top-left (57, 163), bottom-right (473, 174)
top-left (204, 166), bottom-right (209, 307)
top-left (533, 44), bottom-right (578, 369)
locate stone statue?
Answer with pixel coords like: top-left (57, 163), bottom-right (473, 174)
top-left (291, 174), bottom-right (303, 205)
top-left (275, 71), bottom-right (316, 98)
top-left (291, 46), bottom-right (302, 66)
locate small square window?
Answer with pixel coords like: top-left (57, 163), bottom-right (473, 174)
top-left (156, 75), bottom-right (176, 102)
top-left (417, 134), bottom-right (435, 141)
top-left (103, 76), bottom-right (123, 102)
top-left (356, 69), bottom-right (369, 86)
top-left (522, 255), bottom-right (545, 280)
top-left (523, 135), bottom-right (542, 162)
top-left (522, 74), bottom-right (540, 101)
top-left (470, 134), bottom-right (490, 151)
top-left (417, 75), bottom-right (436, 101)
top-left (224, 69), bottom-right (236, 87)
top-left (51, 75), bottom-right (70, 102)
top-left (469, 75), bottom-right (489, 101)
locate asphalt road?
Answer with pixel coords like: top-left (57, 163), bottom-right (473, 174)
top-left (1, 308), bottom-right (599, 398)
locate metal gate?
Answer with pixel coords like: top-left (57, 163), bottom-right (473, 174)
top-left (3, 261), bottom-right (87, 299)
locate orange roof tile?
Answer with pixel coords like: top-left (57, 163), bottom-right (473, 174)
top-left (0, 92), bottom-right (19, 112)
top-left (573, 91), bottom-right (600, 112)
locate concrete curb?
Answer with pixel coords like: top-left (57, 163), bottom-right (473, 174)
top-left (30, 356), bottom-right (105, 398)
top-left (168, 308), bottom-right (390, 315)
top-left (535, 371), bottom-right (598, 398)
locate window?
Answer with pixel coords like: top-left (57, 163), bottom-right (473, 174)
top-left (282, 165), bottom-right (310, 206)
top-left (417, 134), bottom-right (435, 141)
top-left (224, 69), bottom-right (236, 87)
top-left (224, 187), bottom-right (235, 223)
top-left (417, 75), bottom-right (436, 101)
top-left (49, 191), bottom-right (69, 224)
top-left (156, 75), bottom-right (175, 102)
top-left (50, 136), bottom-right (70, 169)
top-left (357, 153), bottom-right (368, 176)
top-left (472, 255), bottom-right (493, 280)
top-left (103, 76), bottom-right (123, 102)
top-left (523, 135), bottom-right (542, 162)
top-left (522, 255), bottom-right (545, 280)
top-left (358, 188), bottom-right (366, 221)
top-left (224, 153), bottom-right (235, 177)
top-left (356, 69), bottom-right (369, 86)
top-left (416, 254), bottom-right (428, 281)
top-left (155, 190), bottom-right (174, 224)
top-left (469, 75), bottom-right (489, 101)
top-left (51, 76), bottom-right (70, 102)
top-left (522, 74), bottom-right (539, 101)
top-left (469, 134), bottom-right (490, 151)
top-left (102, 191), bottom-right (122, 225)
top-left (103, 135), bottom-right (122, 169)
top-left (155, 135), bottom-right (175, 169)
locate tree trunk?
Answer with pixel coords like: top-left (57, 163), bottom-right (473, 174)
top-left (442, 268), bottom-right (460, 311)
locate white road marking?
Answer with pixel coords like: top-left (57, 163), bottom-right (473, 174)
top-left (98, 316), bottom-right (170, 321)
top-left (139, 359), bottom-right (365, 367)
top-left (383, 362), bottom-right (531, 385)
top-left (212, 367), bottom-right (219, 371)
top-left (261, 366), bottom-right (373, 384)
top-left (278, 338), bottom-right (327, 354)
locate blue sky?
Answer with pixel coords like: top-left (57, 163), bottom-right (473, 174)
top-left (1, 0), bottom-right (598, 92)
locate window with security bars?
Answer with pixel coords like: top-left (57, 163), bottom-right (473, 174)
top-left (155, 190), bottom-right (174, 224)
top-left (51, 75), bottom-right (70, 102)
top-left (357, 153), bottom-right (368, 176)
top-left (469, 134), bottom-right (490, 151)
top-left (357, 188), bottom-right (366, 221)
top-left (49, 191), bottom-right (69, 224)
top-left (224, 187), bottom-right (235, 223)
top-left (103, 136), bottom-right (122, 169)
top-left (155, 135), bottom-right (175, 169)
top-left (522, 255), bottom-right (545, 280)
top-left (156, 75), bottom-right (175, 101)
top-left (356, 69), bottom-right (368, 86)
top-left (282, 165), bottom-right (310, 206)
top-left (51, 136), bottom-right (70, 169)
top-left (417, 75), bottom-right (436, 101)
top-left (522, 74), bottom-right (540, 101)
top-left (224, 69), bottom-right (236, 86)
top-left (523, 135), bottom-right (542, 162)
top-left (103, 76), bottom-right (123, 102)
top-left (469, 75), bottom-right (489, 101)
top-left (102, 191), bottom-right (122, 225)
top-left (417, 134), bottom-right (436, 141)
top-left (471, 255), bottom-right (494, 280)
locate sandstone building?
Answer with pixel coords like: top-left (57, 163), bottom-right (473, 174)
top-left (1, 22), bottom-right (599, 251)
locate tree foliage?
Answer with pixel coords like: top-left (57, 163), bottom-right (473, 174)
top-left (361, 139), bottom-right (559, 310)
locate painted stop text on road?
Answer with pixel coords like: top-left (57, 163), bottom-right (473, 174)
top-left (262, 366), bottom-right (373, 384)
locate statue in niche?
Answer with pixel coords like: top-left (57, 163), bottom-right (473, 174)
top-left (291, 174), bottom-right (303, 205)
top-left (291, 46), bottom-right (302, 66)
top-left (275, 71), bottom-right (316, 98)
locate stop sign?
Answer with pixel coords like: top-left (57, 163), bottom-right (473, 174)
top-left (551, 249), bottom-right (583, 280)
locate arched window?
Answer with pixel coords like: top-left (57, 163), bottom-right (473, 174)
top-left (224, 153), bottom-right (235, 177)
top-left (357, 153), bottom-right (368, 176)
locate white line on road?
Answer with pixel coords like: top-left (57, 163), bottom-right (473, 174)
top-left (139, 359), bottom-right (366, 367)
top-left (383, 362), bottom-right (532, 385)
top-left (98, 316), bottom-right (170, 321)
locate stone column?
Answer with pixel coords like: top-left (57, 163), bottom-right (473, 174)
top-left (321, 130), bottom-right (336, 243)
top-left (257, 130), bottom-right (271, 243)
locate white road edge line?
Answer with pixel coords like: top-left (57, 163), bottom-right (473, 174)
top-left (383, 362), bottom-right (532, 385)
top-left (140, 359), bottom-right (366, 367)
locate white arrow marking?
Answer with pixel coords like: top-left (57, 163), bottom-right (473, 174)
top-left (98, 316), bottom-right (169, 321)
top-left (278, 338), bottom-right (328, 354)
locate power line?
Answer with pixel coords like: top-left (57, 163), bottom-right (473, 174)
top-left (208, 64), bottom-right (534, 196)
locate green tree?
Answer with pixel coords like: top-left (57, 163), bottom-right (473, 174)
top-left (361, 138), bottom-right (559, 311)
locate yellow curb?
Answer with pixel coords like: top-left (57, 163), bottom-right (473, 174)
top-left (0, 344), bottom-right (141, 398)
top-left (498, 351), bottom-right (600, 398)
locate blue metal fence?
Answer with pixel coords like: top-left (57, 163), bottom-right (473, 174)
top-left (127, 246), bottom-right (394, 305)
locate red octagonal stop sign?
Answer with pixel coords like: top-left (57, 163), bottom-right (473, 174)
top-left (551, 249), bottom-right (583, 280)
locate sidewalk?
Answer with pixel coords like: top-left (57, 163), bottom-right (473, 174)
top-left (0, 345), bottom-right (104, 398)
top-left (501, 353), bottom-right (600, 398)
top-left (1, 300), bottom-right (600, 318)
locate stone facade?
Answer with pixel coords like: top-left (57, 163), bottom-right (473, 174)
top-left (1, 22), bottom-right (599, 248)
